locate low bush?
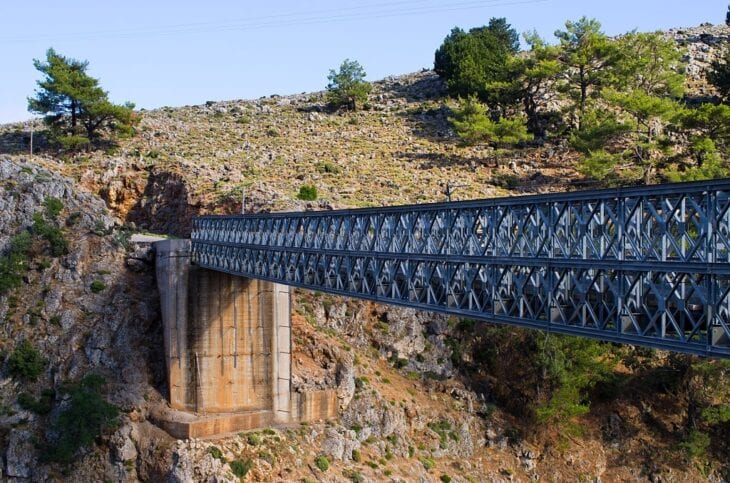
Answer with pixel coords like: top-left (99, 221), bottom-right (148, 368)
top-left (297, 184), bottom-right (318, 201)
top-left (421, 457), bottom-right (436, 470)
top-left (43, 375), bottom-right (119, 465)
top-left (0, 231), bottom-right (32, 294)
top-left (8, 340), bottom-right (45, 381)
top-left (90, 280), bottom-right (106, 293)
top-left (33, 212), bottom-right (68, 257)
top-left (44, 197), bottom-right (64, 219)
top-left (17, 389), bottom-right (55, 414)
top-left (314, 455), bottom-right (330, 472)
top-left (230, 458), bottom-right (252, 478)
top-left (209, 446), bottom-right (223, 460)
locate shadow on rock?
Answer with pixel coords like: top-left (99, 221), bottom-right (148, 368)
top-left (127, 170), bottom-right (197, 237)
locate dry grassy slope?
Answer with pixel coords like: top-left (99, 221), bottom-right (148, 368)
top-left (8, 70), bottom-right (577, 230)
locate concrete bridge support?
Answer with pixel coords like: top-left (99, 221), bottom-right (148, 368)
top-left (153, 239), bottom-right (336, 438)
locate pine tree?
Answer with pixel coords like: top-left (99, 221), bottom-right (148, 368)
top-left (708, 48), bottom-right (730, 101)
top-left (502, 32), bottom-right (563, 137)
top-left (669, 104), bottom-right (730, 181)
top-left (28, 48), bottom-right (136, 150)
top-left (573, 32), bottom-right (687, 184)
top-left (449, 95), bottom-right (532, 146)
top-left (326, 59), bottom-right (372, 111)
top-left (612, 32), bottom-right (685, 98)
top-left (554, 17), bottom-right (619, 128)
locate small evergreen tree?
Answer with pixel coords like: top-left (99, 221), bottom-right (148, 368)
top-left (44, 375), bottom-right (119, 464)
top-left (8, 340), bottom-right (45, 382)
top-left (326, 59), bottom-right (372, 111)
top-left (449, 95), bottom-right (532, 146)
top-left (726, 5), bottom-right (730, 26)
top-left (28, 48), bottom-right (136, 150)
top-left (534, 334), bottom-right (616, 434)
top-left (708, 48), bottom-right (730, 101)
top-left (496, 32), bottom-right (563, 137)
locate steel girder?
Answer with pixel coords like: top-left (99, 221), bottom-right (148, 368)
top-left (192, 178), bottom-right (730, 359)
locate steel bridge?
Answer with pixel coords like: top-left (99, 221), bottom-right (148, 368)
top-left (191, 179), bottom-right (730, 359)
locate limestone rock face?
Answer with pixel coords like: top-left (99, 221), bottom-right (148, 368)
top-left (5, 430), bottom-right (34, 479)
top-left (666, 23), bottom-right (730, 97)
top-left (336, 359), bottom-right (356, 407)
top-left (341, 392), bottom-right (407, 438)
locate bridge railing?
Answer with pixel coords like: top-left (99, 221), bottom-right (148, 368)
top-left (192, 179), bottom-right (730, 359)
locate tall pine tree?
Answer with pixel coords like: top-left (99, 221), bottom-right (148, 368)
top-left (28, 48), bottom-right (136, 151)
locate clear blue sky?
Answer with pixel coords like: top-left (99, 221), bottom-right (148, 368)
top-left (0, 0), bottom-right (725, 123)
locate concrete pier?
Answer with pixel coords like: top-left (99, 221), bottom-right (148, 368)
top-left (154, 239), bottom-right (336, 438)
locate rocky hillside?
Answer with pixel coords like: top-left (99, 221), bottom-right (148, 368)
top-left (0, 23), bottom-right (728, 483)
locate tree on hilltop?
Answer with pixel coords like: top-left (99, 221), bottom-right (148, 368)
top-left (434, 17), bottom-right (520, 106)
top-left (326, 59), bottom-right (372, 111)
top-left (28, 48), bottom-right (137, 151)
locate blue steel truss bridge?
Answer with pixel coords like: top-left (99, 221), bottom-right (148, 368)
top-left (192, 179), bottom-right (730, 359)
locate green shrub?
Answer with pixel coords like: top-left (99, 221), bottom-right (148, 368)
top-left (32, 212), bottom-right (68, 257)
top-left (450, 95), bottom-right (532, 146)
top-left (44, 197), bottom-right (64, 220)
top-left (258, 450), bottom-right (275, 465)
top-left (90, 280), bottom-right (106, 293)
top-left (346, 469), bottom-right (365, 482)
top-left (314, 455), bottom-right (330, 472)
top-left (56, 134), bottom-right (91, 152)
top-left (43, 375), bottom-right (119, 465)
top-left (421, 457), bottom-right (436, 471)
top-left (440, 475), bottom-right (453, 483)
top-left (680, 430), bottom-right (711, 460)
top-left (8, 340), bottom-right (45, 381)
top-left (297, 184), bottom-right (318, 201)
top-left (429, 419), bottom-right (457, 448)
top-left (230, 458), bottom-right (252, 478)
top-left (246, 432), bottom-right (261, 445)
top-left (209, 446), bottom-right (223, 460)
top-left (316, 161), bottom-right (341, 174)
top-left (0, 231), bottom-right (32, 294)
top-left (17, 389), bottom-right (54, 414)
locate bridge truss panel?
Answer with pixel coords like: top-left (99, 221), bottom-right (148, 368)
top-left (192, 179), bottom-right (730, 359)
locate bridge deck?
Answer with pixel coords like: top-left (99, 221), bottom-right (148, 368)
top-left (192, 179), bottom-right (730, 359)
